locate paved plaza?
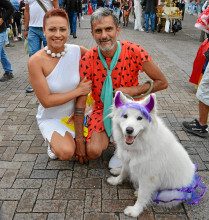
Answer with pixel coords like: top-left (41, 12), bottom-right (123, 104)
top-left (0, 13), bottom-right (209, 219)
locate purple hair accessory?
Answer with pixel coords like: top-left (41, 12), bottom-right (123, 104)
top-left (115, 92), bottom-right (124, 108)
top-left (152, 166), bottom-right (207, 205)
top-left (144, 94), bottom-right (154, 113)
top-left (114, 92), bottom-right (152, 122)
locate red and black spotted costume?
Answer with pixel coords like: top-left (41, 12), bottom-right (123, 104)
top-left (79, 40), bottom-right (152, 142)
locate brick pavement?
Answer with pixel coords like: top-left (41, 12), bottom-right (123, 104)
top-left (0, 13), bottom-right (208, 220)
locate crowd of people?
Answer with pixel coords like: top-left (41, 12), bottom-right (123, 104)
top-left (0, 0), bottom-right (209, 165)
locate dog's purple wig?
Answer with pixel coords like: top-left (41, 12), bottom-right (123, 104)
top-left (115, 92), bottom-right (154, 122)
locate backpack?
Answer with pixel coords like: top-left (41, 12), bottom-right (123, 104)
top-left (172, 20), bottom-right (182, 33)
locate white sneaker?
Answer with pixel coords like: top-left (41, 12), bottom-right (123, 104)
top-left (81, 16), bottom-right (84, 20)
top-left (47, 144), bottom-right (58, 159)
top-left (108, 154), bottom-right (122, 169)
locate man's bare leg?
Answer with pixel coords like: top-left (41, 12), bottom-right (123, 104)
top-left (86, 131), bottom-right (109, 159)
top-left (199, 101), bottom-right (209, 126)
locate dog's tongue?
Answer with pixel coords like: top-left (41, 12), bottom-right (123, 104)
top-left (125, 136), bottom-right (134, 144)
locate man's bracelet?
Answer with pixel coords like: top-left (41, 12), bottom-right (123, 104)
top-left (23, 28), bottom-right (28, 31)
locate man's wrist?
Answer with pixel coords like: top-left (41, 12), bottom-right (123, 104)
top-left (23, 28), bottom-right (29, 31)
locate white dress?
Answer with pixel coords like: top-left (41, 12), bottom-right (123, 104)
top-left (36, 44), bottom-right (81, 142)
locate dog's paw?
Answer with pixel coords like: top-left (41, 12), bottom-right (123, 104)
top-left (109, 168), bottom-right (121, 176)
top-left (124, 206), bottom-right (142, 218)
top-left (107, 176), bottom-right (121, 186)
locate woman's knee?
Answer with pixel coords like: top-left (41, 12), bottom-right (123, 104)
top-left (58, 147), bottom-right (74, 161)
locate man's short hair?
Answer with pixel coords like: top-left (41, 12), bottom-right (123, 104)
top-left (90, 7), bottom-right (119, 30)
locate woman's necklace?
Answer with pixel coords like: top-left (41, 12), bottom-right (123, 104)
top-left (44, 44), bottom-right (68, 58)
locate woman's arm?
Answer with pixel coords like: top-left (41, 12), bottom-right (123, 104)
top-left (28, 55), bottom-right (91, 108)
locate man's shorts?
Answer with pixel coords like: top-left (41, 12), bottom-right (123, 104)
top-left (196, 64), bottom-right (209, 106)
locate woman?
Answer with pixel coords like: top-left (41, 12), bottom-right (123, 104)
top-left (28, 8), bottom-right (91, 161)
top-left (122, 0), bottom-right (132, 26)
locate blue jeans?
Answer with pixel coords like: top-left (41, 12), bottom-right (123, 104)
top-left (145, 13), bottom-right (156, 31)
top-left (92, 3), bottom-right (97, 11)
top-left (4, 28), bottom-right (10, 45)
top-left (85, 3), bottom-right (88, 14)
top-left (68, 12), bottom-right (77, 34)
top-left (0, 31), bottom-right (13, 73)
top-left (27, 27), bottom-right (47, 57)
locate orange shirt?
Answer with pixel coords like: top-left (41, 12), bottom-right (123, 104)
top-left (79, 40), bottom-right (151, 142)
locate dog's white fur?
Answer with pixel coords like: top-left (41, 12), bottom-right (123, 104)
top-left (107, 92), bottom-right (195, 217)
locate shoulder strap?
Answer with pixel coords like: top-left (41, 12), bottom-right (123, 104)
top-left (36, 0), bottom-right (47, 13)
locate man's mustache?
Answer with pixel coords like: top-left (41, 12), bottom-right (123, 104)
top-left (99, 38), bottom-right (112, 43)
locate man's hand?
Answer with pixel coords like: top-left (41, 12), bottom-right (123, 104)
top-left (24, 30), bottom-right (28, 39)
top-left (75, 139), bottom-right (88, 164)
top-left (0, 18), bottom-right (4, 26)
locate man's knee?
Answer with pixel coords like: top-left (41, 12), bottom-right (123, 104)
top-left (86, 146), bottom-right (103, 160)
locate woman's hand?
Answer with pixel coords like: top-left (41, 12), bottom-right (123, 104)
top-left (75, 138), bottom-right (89, 164)
top-left (77, 78), bottom-right (92, 96)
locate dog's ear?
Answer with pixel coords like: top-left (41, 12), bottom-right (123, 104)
top-left (140, 93), bottom-right (157, 113)
top-left (114, 91), bottom-right (131, 108)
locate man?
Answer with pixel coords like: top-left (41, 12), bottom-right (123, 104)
top-left (24, 0), bottom-right (58, 92)
top-left (62, 0), bottom-right (82, 38)
top-left (74, 8), bottom-right (168, 164)
top-left (0, 0), bottom-right (14, 82)
top-left (182, 50), bottom-right (209, 138)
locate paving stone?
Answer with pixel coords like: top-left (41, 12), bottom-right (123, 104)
top-left (33, 200), bottom-right (67, 212)
top-left (0, 161), bottom-right (22, 169)
top-left (17, 161), bottom-right (34, 178)
top-left (71, 178), bottom-right (101, 189)
top-left (190, 155), bottom-right (207, 171)
top-left (0, 169), bottom-right (6, 178)
top-left (34, 154), bottom-right (49, 169)
top-left (56, 170), bottom-right (72, 188)
top-left (65, 200), bottom-right (84, 220)
top-left (102, 179), bottom-right (118, 200)
top-left (102, 200), bottom-right (135, 212)
top-left (30, 169), bottom-right (58, 179)
top-left (28, 146), bottom-right (46, 154)
top-left (12, 179), bottom-right (42, 188)
top-left (0, 169), bottom-right (18, 188)
top-left (118, 188), bottom-right (136, 200)
top-left (1, 146), bottom-right (17, 161)
top-left (47, 160), bottom-right (74, 170)
top-left (0, 201), bottom-right (18, 220)
top-left (72, 166), bottom-right (87, 178)
top-left (84, 213), bottom-right (119, 220)
top-left (87, 168), bottom-right (109, 178)
top-left (175, 131), bottom-right (190, 141)
top-left (195, 148), bottom-right (209, 162)
top-left (13, 213), bottom-right (47, 220)
top-left (16, 141), bottom-right (32, 153)
top-left (85, 189), bottom-right (101, 212)
top-left (155, 214), bottom-right (188, 220)
top-left (13, 134), bottom-right (36, 141)
top-left (13, 153), bottom-right (37, 162)
top-left (37, 179), bottom-right (56, 200)
top-left (16, 189), bottom-right (39, 212)
top-left (53, 188), bottom-right (85, 200)
top-left (119, 208), bottom-right (154, 220)
top-left (0, 188), bottom-right (23, 200)
top-left (47, 213), bottom-right (65, 220)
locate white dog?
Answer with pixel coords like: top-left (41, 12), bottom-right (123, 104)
top-left (107, 92), bottom-right (200, 217)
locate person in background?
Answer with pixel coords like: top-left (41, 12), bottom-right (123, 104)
top-left (182, 49), bottom-right (209, 138)
top-left (143, 0), bottom-right (157, 33)
top-left (62, 0), bottom-right (82, 38)
top-left (10, 0), bottom-right (22, 41)
top-left (122, 0), bottom-right (132, 26)
top-left (4, 17), bottom-right (14, 48)
top-left (91, 0), bottom-right (98, 11)
top-left (0, 0), bottom-right (14, 82)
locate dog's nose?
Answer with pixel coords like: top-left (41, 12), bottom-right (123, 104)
top-left (126, 127), bottom-right (134, 134)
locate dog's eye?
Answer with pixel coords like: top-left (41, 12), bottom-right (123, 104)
top-left (123, 114), bottom-right (128, 119)
top-left (137, 116), bottom-right (143, 120)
